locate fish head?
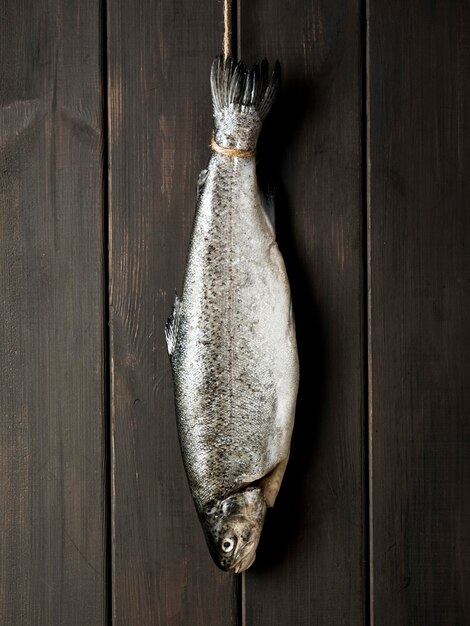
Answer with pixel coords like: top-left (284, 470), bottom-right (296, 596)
top-left (201, 487), bottom-right (267, 573)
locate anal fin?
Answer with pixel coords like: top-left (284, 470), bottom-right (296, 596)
top-left (262, 184), bottom-right (276, 233)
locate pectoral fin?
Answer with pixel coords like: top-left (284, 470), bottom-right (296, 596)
top-left (259, 453), bottom-right (290, 508)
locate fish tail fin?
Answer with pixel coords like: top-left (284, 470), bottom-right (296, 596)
top-left (210, 56), bottom-right (280, 120)
top-left (210, 56), bottom-right (280, 150)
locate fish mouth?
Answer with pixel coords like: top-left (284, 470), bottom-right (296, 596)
top-left (231, 532), bottom-right (260, 573)
top-left (233, 549), bottom-right (257, 573)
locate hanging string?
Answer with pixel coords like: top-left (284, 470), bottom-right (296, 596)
top-left (223, 0), bottom-right (232, 59)
top-left (212, 0), bottom-right (256, 158)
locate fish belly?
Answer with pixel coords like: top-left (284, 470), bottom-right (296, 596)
top-left (172, 157), bottom-right (299, 511)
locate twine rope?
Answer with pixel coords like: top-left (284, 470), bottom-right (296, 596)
top-left (223, 0), bottom-right (232, 59)
top-left (211, 135), bottom-right (256, 158)
top-left (214, 1), bottom-right (254, 158)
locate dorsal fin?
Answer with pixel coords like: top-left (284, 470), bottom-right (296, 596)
top-left (165, 293), bottom-right (182, 357)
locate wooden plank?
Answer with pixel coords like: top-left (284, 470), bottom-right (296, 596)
top-left (369, 1), bottom-right (470, 624)
top-left (107, 1), bottom-right (238, 623)
top-left (0, 1), bottom-right (106, 624)
top-left (239, 1), bottom-right (366, 624)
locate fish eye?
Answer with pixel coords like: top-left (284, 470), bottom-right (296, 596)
top-left (221, 537), bottom-right (235, 553)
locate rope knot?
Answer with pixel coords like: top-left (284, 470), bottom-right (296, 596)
top-left (210, 135), bottom-right (256, 159)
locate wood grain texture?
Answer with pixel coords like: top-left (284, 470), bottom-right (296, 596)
top-left (4, 1), bottom-right (466, 623)
top-left (106, 1), bottom-right (238, 623)
top-left (0, 1), bottom-right (106, 624)
top-left (240, 1), bottom-right (366, 624)
top-left (369, 1), bottom-right (470, 624)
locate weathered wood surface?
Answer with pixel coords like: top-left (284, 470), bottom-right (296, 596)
top-left (0, 1), bottom-right (106, 624)
top-left (2, 0), bottom-right (469, 624)
top-left (369, 1), bottom-right (470, 624)
top-left (240, 1), bottom-right (366, 624)
top-left (106, 1), bottom-right (238, 623)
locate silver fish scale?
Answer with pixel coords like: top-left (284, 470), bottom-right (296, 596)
top-left (171, 141), bottom-right (299, 513)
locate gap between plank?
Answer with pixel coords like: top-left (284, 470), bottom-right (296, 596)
top-left (362, 0), bottom-right (373, 623)
top-left (236, 572), bottom-right (246, 626)
top-left (236, 0), bottom-right (241, 62)
top-left (100, 0), bottom-right (113, 623)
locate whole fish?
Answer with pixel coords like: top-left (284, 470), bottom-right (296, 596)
top-left (166, 56), bottom-right (299, 573)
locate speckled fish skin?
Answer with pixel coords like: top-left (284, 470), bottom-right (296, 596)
top-left (166, 56), bottom-right (299, 573)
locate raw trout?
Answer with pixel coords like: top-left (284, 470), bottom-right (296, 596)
top-left (166, 56), bottom-right (299, 573)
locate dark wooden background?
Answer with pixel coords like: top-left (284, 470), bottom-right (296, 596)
top-left (1, 0), bottom-right (468, 624)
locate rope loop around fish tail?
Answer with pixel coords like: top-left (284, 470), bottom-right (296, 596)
top-left (210, 135), bottom-right (256, 159)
